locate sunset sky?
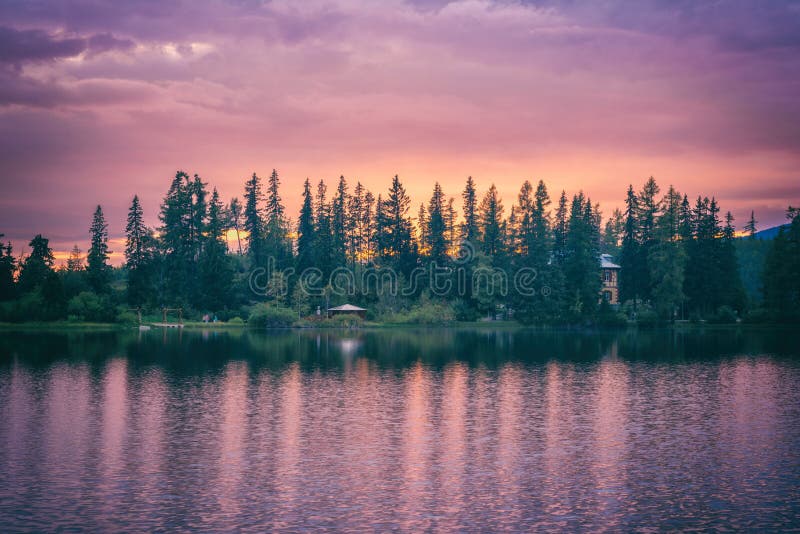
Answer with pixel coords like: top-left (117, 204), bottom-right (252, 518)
top-left (1, 0), bottom-right (799, 263)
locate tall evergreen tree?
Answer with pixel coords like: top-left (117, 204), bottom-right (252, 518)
top-left (763, 207), bottom-right (800, 321)
top-left (478, 184), bottom-right (504, 257)
top-left (125, 194), bottom-right (154, 306)
top-left (315, 179), bottom-right (334, 277)
top-left (602, 208), bottom-right (624, 257)
top-left (244, 172), bottom-right (264, 266)
top-left (649, 185), bottom-right (685, 320)
top-left (199, 188), bottom-right (234, 310)
top-left (67, 245), bottom-right (84, 272)
top-left (227, 197), bottom-right (244, 255)
top-left (426, 182), bottom-right (448, 263)
top-left (553, 190), bottom-right (569, 265)
top-left (744, 211), bottom-right (757, 239)
top-left (563, 193), bottom-right (600, 316)
top-left (296, 179), bottom-right (316, 273)
top-left (461, 176), bottom-right (479, 244)
top-left (377, 175), bottom-right (416, 274)
top-left (332, 175), bottom-right (349, 267)
top-left (87, 205), bottom-right (110, 293)
top-left (264, 169), bottom-right (291, 268)
top-left (619, 185), bottom-right (640, 306)
top-left (0, 235), bottom-right (15, 301)
top-left (18, 234), bottom-right (55, 294)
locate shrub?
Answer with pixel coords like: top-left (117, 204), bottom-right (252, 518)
top-left (393, 301), bottom-right (456, 325)
top-left (67, 291), bottom-right (115, 322)
top-left (635, 309), bottom-right (660, 327)
top-left (115, 310), bottom-right (139, 326)
top-left (247, 303), bottom-right (297, 328)
top-left (228, 316), bottom-right (245, 325)
top-left (707, 305), bottom-right (738, 324)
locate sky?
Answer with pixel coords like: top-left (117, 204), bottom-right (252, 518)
top-left (1, 0), bottom-right (799, 264)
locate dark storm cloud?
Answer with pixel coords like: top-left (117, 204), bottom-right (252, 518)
top-left (0, 26), bottom-right (135, 66)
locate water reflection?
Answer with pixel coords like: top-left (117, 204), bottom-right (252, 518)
top-left (0, 328), bottom-right (799, 531)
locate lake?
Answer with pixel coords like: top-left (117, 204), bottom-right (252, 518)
top-left (1, 327), bottom-right (799, 531)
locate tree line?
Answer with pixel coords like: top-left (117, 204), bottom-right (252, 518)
top-left (0, 170), bottom-right (797, 324)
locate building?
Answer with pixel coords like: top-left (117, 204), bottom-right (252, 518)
top-left (327, 304), bottom-right (367, 319)
top-left (600, 254), bottom-right (620, 305)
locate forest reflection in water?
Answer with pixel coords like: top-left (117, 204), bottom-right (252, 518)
top-left (0, 327), bottom-right (798, 531)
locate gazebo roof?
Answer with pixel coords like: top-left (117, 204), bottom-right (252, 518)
top-left (328, 304), bottom-right (367, 311)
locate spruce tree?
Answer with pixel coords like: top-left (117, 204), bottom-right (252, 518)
top-left (426, 182), bottom-right (448, 263)
top-left (478, 184), bottom-right (504, 257)
top-left (87, 205), bottom-right (110, 293)
top-left (244, 172), bottom-right (264, 266)
top-left (125, 194), bottom-right (154, 306)
top-left (744, 211), bottom-right (757, 239)
top-left (18, 234), bottom-right (55, 294)
top-left (0, 236), bottom-right (15, 301)
top-left (553, 190), bottom-right (569, 265)
top-left (227, 198), bottom-right (244, 255)
top-left (649, 185), bottom-right (685, 320)
top-left (461, 176), bottom-right (479, 244)
top-left (619, 185), bottom-right (640, 307)
top-left (332, 175), bottom-right (349, 267)
top-left (315, 179), bottom-right (334, 277)
top-left (763, 207), bottom-right (800, 321)
top-left (296, 179), bottom-right (316, 273)
top-left (199, 188), bottom-right (233, 310)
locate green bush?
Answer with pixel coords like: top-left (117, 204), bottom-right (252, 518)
top-left (67, 292), bottom-right (115, 322)
top-left (596, 311), bottom-right (628, 327)
top-left (392, 301), bottom-right (456, 325)
top-left (635, 309), bottom-right (660, 327)
top-left (228, 316), bottom-right (245, 325)
top-left (115, 310), bottom-right (140, 326)
top-left (247, 303), bottom-right (297, 328)
top-left (707, 305), bottom-right (738, 324)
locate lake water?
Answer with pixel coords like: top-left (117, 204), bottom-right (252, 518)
top-left (1, 327), bottom-right (799, 531)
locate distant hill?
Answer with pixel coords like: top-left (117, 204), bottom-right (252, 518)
top-left (749, 224), bottom-right (790, 240)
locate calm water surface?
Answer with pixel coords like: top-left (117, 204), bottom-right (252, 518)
top-left (1, 328), bottom-right (799, 531)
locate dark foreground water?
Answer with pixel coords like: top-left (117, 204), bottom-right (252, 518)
top-left (1, 328), bottom-right (799, 531)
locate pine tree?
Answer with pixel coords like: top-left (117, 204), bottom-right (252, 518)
top-left (315, 179), bottom-right (334, 277)
top-left (461, 176), bottom-right (479, 244)
top-left (649, 185), bottom-right (686, 320)
top-left (553, 190), bottom-right (569, 265)
top-left (637, 177), bottom-right (660, 300)
top-left (478, 184), bottom-right (504, 257)
top-left (199, 188), bottom-right (234, 310)
top-left (332, 175), bottom-right (349, 267)
top-left (67, 245), bottom-right (84, 272)
top-left (244, 172), bottom-right (264, 266)
top-left (0, 236), bottom-right (16, 301)
top-left (227, 197), bottom-right (243, 255)
top-left (426, 182), bottom-right (448, 263)
top-left (619, 185), bottom-right (640, 307)
top-left (87, 205), bottom-right (110, 293)
top-left (125, 194), bottom-right (154, 306)
top-left (763, 207), bottom-right (800, 321)
top-left (563, 193), bottom-right (600, 316)
top-left (18, 234), bottom-right (55, 294)
top-left (602, 208), bottom-right (624, 257)
top-left (264, 169), bottom-right (291, 268)
top-left (296, 179), bottom-right (316, 273)
top-left (744, 211), bottom-right (757, 239)
top-left (377, 175), bottom-right (416, 274)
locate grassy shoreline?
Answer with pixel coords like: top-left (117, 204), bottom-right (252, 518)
top-left (0, 320), bottom-right (790, 331)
